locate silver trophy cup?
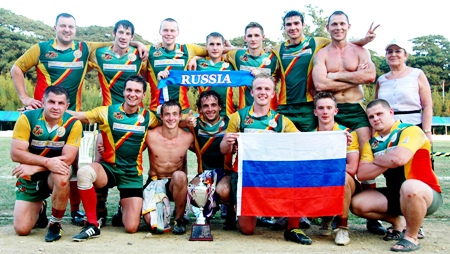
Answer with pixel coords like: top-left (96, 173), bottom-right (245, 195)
top-left (189, 180), bottom-right (213, 240)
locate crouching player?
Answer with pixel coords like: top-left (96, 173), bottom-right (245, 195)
top-left (10, 86), bottom-right (82, 242)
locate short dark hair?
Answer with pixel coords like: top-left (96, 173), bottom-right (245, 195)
top-left (327, 10), bottom-right (349, 25)
top-left (160, 18), bottom-right (178, 30)
top-left (367, 99), bottom-right (391, 110)
top-left (114, 20), bottom-right (134, 35)
top-left (124, 75), bottom-right (147, 93)
top-left (206, 32), bottom-right (225, 44)
top-left (55, 13), bottom-right (75, 25)
top-left (44, 86), bottom-right (70, 103)
top-left (313, 91), bottom-right (337, 108)
top-left (245, 22), bottom-right (264, 35)
top-left (283, 10), bottom-right (304, 25)
top-left (161, 99), bottom-right (182, 115)
top-left (196, 90), bottom-right (224, 111)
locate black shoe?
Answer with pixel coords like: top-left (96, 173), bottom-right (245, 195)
top-left (71, 210), bottom-right (86, 226)
top-left (367, 219), bottom-right (387, 235)
top-left (96, 209), bottom-right (107, 227)
top-left (257, 217), bottom-right (274, 227)
top-left (173, 218), bottom-right (187, 235)
top-left (284, 228), bottom-right (312, 245)
top-left (299, 217), bottom-right (311, 229)
top-left (35, 200), bottom-right (48, 228)
top-left (111, 205), bottom-right (123, 227)
top-left (272, 217), bottom-right (288, 230)
top-left (45, 222), bottom-right (63, 242)
top-left (72, 224), bottom-right (101, 242)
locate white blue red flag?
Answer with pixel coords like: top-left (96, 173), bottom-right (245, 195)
top-left (237, 132), bottom-right (347, 217)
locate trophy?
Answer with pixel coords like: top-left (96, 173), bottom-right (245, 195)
top-left (189, 180), bottom-right (213, 241)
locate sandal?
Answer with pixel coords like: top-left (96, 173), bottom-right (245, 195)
top-left (383, 229), bottom-right (405, 241)
top-left (387, 226), bottom-right (425, 240)
top-left (390, 238), bottom-right (421, 252)
top-left (417, 227), bottom-right (425, 239)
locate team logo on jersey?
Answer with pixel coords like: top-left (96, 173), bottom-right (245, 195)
top-left (128, 53), bottom-right (137, 62)
top-left (222, 62), bottom-right (230, 68)
top-left (102, 52), bottom-right (113, 61)
top-left (200, 62), bottom-right (209, 68)
top-left (113, 112), bottom-right (124, 120)
top-left (138, 114), bottom-right (145, 123)
top-left (268, 119), bottom-right (277, 128)
top-left (243, 116), bottom-right (254, 125)
top-left (371, 139), bottom-right (379, 149)
top-left (73, 50), bottom-right (82, 58)
top-left (45, 51), bottom-right (58, 59)
top-left (56, 127), bottom-right (66, 137)
top-left (262, 58), bottom-right (271, 65)
top-left (389, 133), bottom-right (398, 147)
top-left (240, 54), bottom-right (249, 62)
top-left (175, 50), bottom-right (184, 57)
top-left (153, 50), bottom-right (163, 57)
top-left (32, 125), bottom-right (44, 136)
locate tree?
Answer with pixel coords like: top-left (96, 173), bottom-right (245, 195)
top-left (408, 35), bottom-right (450, 92)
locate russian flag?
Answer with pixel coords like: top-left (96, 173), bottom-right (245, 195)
top-left (237, 131), bottom-right (347, 217)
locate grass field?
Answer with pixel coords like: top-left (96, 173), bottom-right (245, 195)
top-left (0, 137), bottom-right (448, 226)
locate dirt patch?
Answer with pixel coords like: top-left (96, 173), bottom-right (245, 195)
top-left (0, 218), bottom-right (448, 254)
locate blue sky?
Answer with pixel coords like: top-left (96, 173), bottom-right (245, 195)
top-left (2, 0), bottom-right (448, 55)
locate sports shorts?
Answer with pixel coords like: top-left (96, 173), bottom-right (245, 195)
top-left (335, 101), bottom-right (370, 130)
top-left (101, 162), bottom-right (143, 199)
top-left (15, 171), bottom-right (51, 202)
top-left (376, 186), bottom-right (442, 216)
top-left (277, 102), bottom-right (317, 132)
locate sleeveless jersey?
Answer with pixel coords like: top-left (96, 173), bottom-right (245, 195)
top-left (196, 57), bottom-right (235, 116)
top-left (362, 121), bottom-right (441, 193)
top-left (147, 43), bottom-right (207, 111)
top-left (273, 37), bottom-right (330, 105)
top-left (85, 104), bottom-right (159, 176)
top-left (14, 40), bottom-right (110, 110)
top-left (226, 49), bottom-right (278, 109)
top-left (191, 116), bottom-right (232, 172)
top-left (12, 108), bottom-right (82, 180)
top-left (89, 46), bottom-right (144, 106)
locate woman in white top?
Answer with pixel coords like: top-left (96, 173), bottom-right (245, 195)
top-left (375, 39), bottom-right (433, 142)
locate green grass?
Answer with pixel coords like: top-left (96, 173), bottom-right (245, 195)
top-left (0, 137), bottom-right (448, 226)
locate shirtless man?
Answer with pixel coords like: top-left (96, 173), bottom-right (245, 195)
top-left (312, 11), bottom-right (382, 234)
top-left (143, 100), bottom-right (195, 234)
top-left (312, 10), bottom-right (376, 151)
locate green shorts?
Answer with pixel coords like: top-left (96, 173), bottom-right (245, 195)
top-left (277, 102), bottom-right (317, 132)
top-left (335, 102), bottom-right (370, 130)
top-left (15, 172), bottom-right (51, 202)
top-left (101, 162), bottom-right (143, 190)
top-left (426, 189), bottom-right (443, 216)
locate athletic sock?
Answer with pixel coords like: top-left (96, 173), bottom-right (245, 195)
top-left (70, 180), bottom-right (81, 212)
top-left (79, 187), bottom-right (99, 227)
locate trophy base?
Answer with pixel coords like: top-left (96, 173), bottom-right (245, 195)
top-left (189, 223), bottom-right (213, 241)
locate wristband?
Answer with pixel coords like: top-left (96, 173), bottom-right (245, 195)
top-left (423, 129), bottom-right (431, 133)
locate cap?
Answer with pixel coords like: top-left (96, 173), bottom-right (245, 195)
top-left (385, 39), bottom-right (409, 51)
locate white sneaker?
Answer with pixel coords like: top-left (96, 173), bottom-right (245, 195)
top-left (335, 227), bottom-right (350, 246)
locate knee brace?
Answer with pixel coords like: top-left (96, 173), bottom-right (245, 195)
top-left (77, 165), bottom-right (97, 190)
